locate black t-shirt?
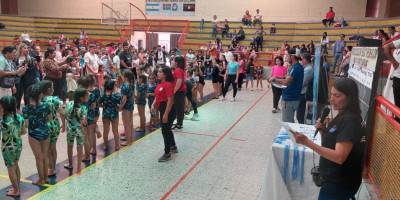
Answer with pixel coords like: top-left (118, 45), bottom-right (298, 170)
top-left (211, 65), bottom-right (219, 79)
top-left (319, 114), bottom-right (366, 189)
top-left (119, 51), bottom-right (132, 69)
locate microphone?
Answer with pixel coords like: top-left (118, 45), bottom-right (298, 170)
top-left (314, 107), bottom-right (330, 138)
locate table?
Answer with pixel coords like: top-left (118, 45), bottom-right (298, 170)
top-left (259, 123), bottom-right (321, 200)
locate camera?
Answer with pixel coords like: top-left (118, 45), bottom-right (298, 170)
top-left (35, 56), bottom-right (41, 62)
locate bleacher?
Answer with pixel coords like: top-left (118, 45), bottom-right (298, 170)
top-left (182, 17), bottom-right (400, 66)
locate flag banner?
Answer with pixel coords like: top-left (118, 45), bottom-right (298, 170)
top-left (146, 0), bottom-right (195, 15)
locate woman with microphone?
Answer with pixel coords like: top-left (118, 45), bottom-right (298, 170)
top-left (292, 78), bottom-right (366, 200)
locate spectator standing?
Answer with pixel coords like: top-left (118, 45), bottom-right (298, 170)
top-left (269, 48), bottom-right (304, 123)
top-left (253, 9), bottom-right (262, 27)
top-left (84, 44), bottom-right (102, 75)
top-left (155, 45), bottom-right (167, 66)
top-left (237, 54), bottom-right (245, 91)
top-left (43, 47), bottom-right (70, 99)
top-left (100, 46), bottom-right (112, 73)
top-left (322, 7), bottom-right (335, 27)
top-left (199, 19), bottom-right (204, 32)
top-left (0, 47), bottom-right (26, 97)
top-left (186, 49), bottom-right (195, 65)
top-left (119, 42), bottom-right (132, 76)
top-left (211, 15), bottom-right (219, 38)
top-left (172, 56), bottom-right (187, 132)
top-left (297, 53), bottom-right (313, 124)
top-left (254, 26), bottom-right (267, 52)
top-left (321, 32), bottom-right (330, 54)
top-left (308, 40), bottom-right (315, 55)
top-left (268, 56), bottom-right (287, 113)
top-left (331, 34), bottom-right (347, 73)
top-left (384, 36), bottom-right (400, 122)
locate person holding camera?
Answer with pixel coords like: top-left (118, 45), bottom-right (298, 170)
top-left (0, 46), bottom-right (26, 97)
top-left (292, 78), bottom-right (366, 200)
top-left (14, 43), bottom-right (40, 110)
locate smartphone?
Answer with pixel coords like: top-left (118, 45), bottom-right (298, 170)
top-left (35, 56), bottom-right (41, 62)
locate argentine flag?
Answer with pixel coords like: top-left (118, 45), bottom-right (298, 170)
top-left (146, 3), bottom-right (159, 12)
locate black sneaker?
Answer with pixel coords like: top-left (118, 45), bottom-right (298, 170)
top-left (171, 124), bottom-right (177, 131)
top-left (170, 146), bottom-right (178, 153)
top-left (158, 153), bottom-right (171, 162)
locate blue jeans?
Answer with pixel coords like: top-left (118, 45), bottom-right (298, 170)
top-left (318, 181), bottom-right (358, 200)
top-left (282, 100), bottom-right (299, 123)
top-left (212, 24), bottom-right (217, 37)
top-left (332, 53), bottom-right (343, 73)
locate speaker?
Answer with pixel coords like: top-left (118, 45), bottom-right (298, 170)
top-left (358, 38), bottom-right (382, 47)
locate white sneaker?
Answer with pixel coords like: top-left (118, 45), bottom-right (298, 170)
top-left (219, 97), bottom-right (225, 101)
top-left (230, 98), bottom-right (235, 102)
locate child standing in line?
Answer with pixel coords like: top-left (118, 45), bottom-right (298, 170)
top-left (191, 68), bottom-right (200, 101)
top-left (100, 80), bottom-right (121, 151)
top-left (39, 80), bottom-right (66, 177)
top-left (256, 65), bottom-right (264, 90)
top-left (86, 74), bottom-right (101, 156)
top-left (76, 77), bottom-right (92, 162)
top-left (120, 70), bottom-right (135, 146)
top-left (185, 70), bottom-right (200, 120)
top-left (199, 19), bottom-right (205, 32)
top-left (136, 74), bottom-right (148, 132)
top-left (218, 63), bottom-right (226, 96)
top-left (0, 96), bottom-right (27, 197)
top-left (147, 73), bottom-right (157, 128)
top-left (65, 88), bottom-right (89, 173)
top-left (23, 85), bottom-right (53, 186)
top-left (96, 65), bottom-right (107, 91)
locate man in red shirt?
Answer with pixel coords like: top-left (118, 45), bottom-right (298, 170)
top-left (322, 7), bottom-right (335, 27)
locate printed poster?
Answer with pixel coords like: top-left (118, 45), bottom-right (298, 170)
top-left (146, 0), bottom-right (195, 16)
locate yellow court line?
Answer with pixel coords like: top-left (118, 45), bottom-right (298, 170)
top-left (0, 174), bottom-right (51, 187)
top-left (28, 97), bottom-right (217, 200)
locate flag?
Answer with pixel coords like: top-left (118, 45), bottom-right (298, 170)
top-left (183, 4), bottom-right (195, 12)
top-left (146, 3), bottom-right (159, 12)
top-left (163, 4), bottom-right (172, 11)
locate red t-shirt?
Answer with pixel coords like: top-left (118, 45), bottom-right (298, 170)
top-left (155, 81), bottom-right (174, 109)
top-left (173, 67), bottom-right (187, 92)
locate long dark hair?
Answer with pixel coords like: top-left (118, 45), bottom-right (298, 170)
top-left (86, 74), bottom-right (97, 87)
top-left (174, 56), bottom-right (185, 70)
top-left (39, 80), bottom-right (53, 96)
top-left (104, 80), bottom-right (116, 93)
top-left (322, 32), bottom-right (327, 40)
top-left (232, 54), bottom-right (238, 62)
top-left (274, 56), bottom-right (283, 65)
top-left (123, 70), bottom-right (135, 90)
top-left (70, 88), bottom-right (88, 121)
top-left (27, 84), bottom-right (42, 106)
top-left (45, 47), bottom-right (55, 59)
top-left (77, 76), bottom-right (91, 89)
top-left (0, 96), bottom-right (19, 126)
top-left (327, 78), bottom-right (361, 129)
top-left (160, 67), bottom-right (174, 83)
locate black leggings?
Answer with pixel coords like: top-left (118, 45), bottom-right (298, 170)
top-left (256, 36), bottom-right (263, 51)
top-left (223, 75), bottom-right (237, 98)
top-left (159, 102), bottom-right (176, 154)
top-left (174, 90), bottom-right (186, 126)
top-left (45, 77), bottom-right (62, 98)
top-left (238, 73), bottom-right (244, 89)
top-left (272, 85), bottom-right (283, 109)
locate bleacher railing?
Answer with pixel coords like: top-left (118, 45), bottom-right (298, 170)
top-left (365, 34), bottom-right (400, 200)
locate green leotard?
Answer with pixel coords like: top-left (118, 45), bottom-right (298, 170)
top-left (66, 101), bottom-right (88, 146)
top-left (1, 114), bottom-right (25, 167)
top-left (42, 96), bottom-right (61, 144)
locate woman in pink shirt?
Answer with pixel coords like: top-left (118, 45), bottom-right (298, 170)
top-left (238, 54), bottom-right (245, 90)
top-left (268, 56), bottom-right (287, 113)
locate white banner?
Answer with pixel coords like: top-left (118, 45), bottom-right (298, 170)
top-left (350, 47), bottom-right (379, 72)
top-left (348, 64), bottom-right (374, 89)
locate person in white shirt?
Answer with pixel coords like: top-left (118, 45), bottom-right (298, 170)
top-left (384, 38), bottom-right (400, 122)
top-left (388, 26), bottom-right (399, 39)
top-left (84, 44), bottom-right (103, 75)
top-left (321, 32), bottom-right (330, 55)
top-left (372, 30), bottom-right (380, 40)
top-left (211, 15), bottom-right (219, 37)
top-left (20, 30), bottom-right (31, 42)
top-left (221, 46), bottom-right (233, 63)
top-left (253, 9), bottom-right (262, 27)
top-left (55, 44), bottom-right (66, 62)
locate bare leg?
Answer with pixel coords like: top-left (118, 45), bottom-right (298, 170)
top-left (111, 117), bottom-right (120, 150)
top-left (122, 110), bottom-right (132, 145)
top-left (6, 165), bottom-right (19, 196)
top-left (67, 145), bottom-right (73, 168)
top-left (198, 84), bottom-right (204, 100)
top-left (48, 143), bottom-right (57, 176)
top-left (102, 119), bottom-right (110, 150)
top-left (251, 80), bottom-right (254, 89)
top-left (138, 106), bottom-right (146, 130)
top-left (82, 127), bottom-right (90, 161)
top-left (15, 162), bottom-right (20, 189)
top-left (41, 139), bottom-right (50, 183)
top-left (29, 136), bottom-right (46, 185)
top-left (76, 146), bottom-right (83, 173)
top-left (88, 124), bottom-right (96, 154)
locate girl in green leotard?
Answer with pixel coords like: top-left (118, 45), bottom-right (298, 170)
top-left (0, 96), bottom-right (27, 197)
top-left (39, 80), bottom-right (66, 177)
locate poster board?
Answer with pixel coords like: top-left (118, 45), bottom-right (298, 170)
top-left (347, 47), bottom-right (383, 128)
top-left (146, 0), bottom-right (195, 16)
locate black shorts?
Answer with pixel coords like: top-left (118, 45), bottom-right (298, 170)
top-left (212, 79), bottom-right (219, 83)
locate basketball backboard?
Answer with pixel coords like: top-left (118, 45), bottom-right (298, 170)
top-left (101, 2), bottom-right (131, 25)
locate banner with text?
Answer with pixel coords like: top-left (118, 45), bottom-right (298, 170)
top-left (350, 47), bottom-right (379, 72)
top-left (146, 0), bottom-right (195, 16)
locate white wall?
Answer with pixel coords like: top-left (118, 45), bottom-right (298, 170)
top-left (17, 0), bottom-right (369, 22)
top-left (132, 31), bottom-right (147, 49)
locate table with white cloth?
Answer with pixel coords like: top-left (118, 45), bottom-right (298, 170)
top-left (259, 123), bottom-right (322, 200)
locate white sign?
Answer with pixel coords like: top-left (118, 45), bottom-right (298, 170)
top-left (350, 47), bottom-right (379, 72)
top-left (348, 64), bottom-right (374, 89)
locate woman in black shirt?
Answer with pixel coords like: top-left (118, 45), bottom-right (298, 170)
top-left (293, 78), bottom-right (366, 200)
top-left (211, 58), bottom-right (220, 99)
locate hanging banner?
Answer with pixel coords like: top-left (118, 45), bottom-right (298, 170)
top-left (146, 0), bottom-right (196, 16)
